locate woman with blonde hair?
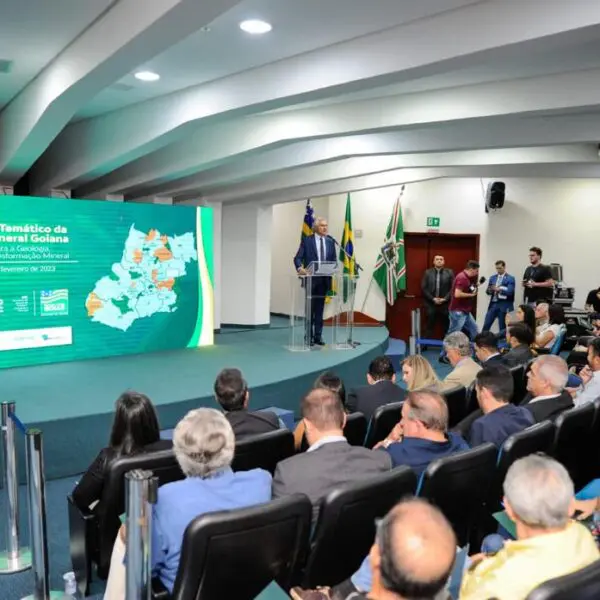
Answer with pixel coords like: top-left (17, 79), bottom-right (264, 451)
top-left (401, 355), bottom-right (440, 392)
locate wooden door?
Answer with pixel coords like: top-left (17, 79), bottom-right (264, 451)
top-left (386, 233), bottom-right (480, 340)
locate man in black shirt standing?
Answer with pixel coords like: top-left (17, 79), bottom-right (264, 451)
top-left (421, 255), bottom-right (454, 341)
top-left (522, 246), bottom-right (553, 305)
top-left (585, 286), bottom-right (600, 313)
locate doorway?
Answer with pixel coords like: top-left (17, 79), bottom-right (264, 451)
top-left (386, 233), bottom-right (480, 340)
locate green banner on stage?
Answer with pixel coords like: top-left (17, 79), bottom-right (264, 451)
top-left (0, 196), bottom-right (214, 369)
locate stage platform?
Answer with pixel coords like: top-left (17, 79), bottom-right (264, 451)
top-left (2, 321), bottom-right (388, 480)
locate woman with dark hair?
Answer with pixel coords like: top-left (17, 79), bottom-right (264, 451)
top-left (294, 371), bottom-right (346, 451)
top-left (505, 304), bottom-right (536, 341)
top-left (535, 304), bottom-right (566, 349)
top-left (72, 391), bottom-right (170, 511)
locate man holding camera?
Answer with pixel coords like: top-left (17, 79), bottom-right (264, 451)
top-left (440, 260), bottom-right (481, 362)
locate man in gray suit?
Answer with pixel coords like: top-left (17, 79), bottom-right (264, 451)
top-left (272, 388), bottom-right (391, 521)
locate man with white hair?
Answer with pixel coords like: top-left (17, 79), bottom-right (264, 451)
top-left (103, 408), bottom-right (272, 599)
top-left (460, 454), bottom-right (599, 600)
top-left (520, 355), bottom-right (573, 422)
top-left (293, 216), bottom-right (337, 346)
top-left (440, 331), bottom-right (481, 391)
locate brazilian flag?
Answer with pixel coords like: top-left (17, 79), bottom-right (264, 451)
top-left (339, 193), bottom-right (357, 302)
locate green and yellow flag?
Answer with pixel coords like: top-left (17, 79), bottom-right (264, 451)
top-left (339, 193), bottom-right (357, 301)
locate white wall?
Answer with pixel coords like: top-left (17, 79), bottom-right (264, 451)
top-left (222, 203), bottom-right (273, 325)
top-left (207, 201), bottom-right (222, 330)
top-left (272, 178), bottom-right (600, 325)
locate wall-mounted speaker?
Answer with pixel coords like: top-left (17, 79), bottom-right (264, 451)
top-left (485, 181), bottom-right (505, 213)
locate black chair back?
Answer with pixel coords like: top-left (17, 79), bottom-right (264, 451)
top-left (343, 412), bottom-right (368, 446)
top-left (170, 494), bottom-right (312, 600)
top-left (465, 383), bottom-right (478, 415)
top-left (510, 365), bottom-right (527, 404)
top-left (442, 386), bottom-right (468, 427)
top-left (232, 429), bottom-right (294, 474)
top-left (98, 450), bottom-right (184, 577)
top-left (363, 402), bottom-right (403, 449)
top-left (585, 398), bottom-right (600, 484)
top-left (302, 467), bottom-right (417, 588)
top-left (490, 421), bottom-right (555, 508)
top-left (419, 444), bottom-right (497, 546)
top-left (525, 559), bottom-right (600, 600)
top-left (552, 403), bottom-right (595, 491)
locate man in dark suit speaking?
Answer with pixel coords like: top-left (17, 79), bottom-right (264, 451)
top-left (293, 217), bottom-right (337, 346)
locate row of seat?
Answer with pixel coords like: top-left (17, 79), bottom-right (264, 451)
top-left (68, 396), bottom-right (600, 597)
top-left (153, 398), bottom-right (600, 599)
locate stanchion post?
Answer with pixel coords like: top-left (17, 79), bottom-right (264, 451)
top-left (22, 429), bottom-right (60, 600)
top-left (415, 308), bottom-right (421, 354)
top-left (408, 336), bottom-right (416, 356)
top-left (125, 470), bottom-right (158, 600)
top-left (0, 402), bottom-right (31, 574)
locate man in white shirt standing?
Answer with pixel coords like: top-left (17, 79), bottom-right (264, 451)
top-left (572, 338), bottom-right (600, 407)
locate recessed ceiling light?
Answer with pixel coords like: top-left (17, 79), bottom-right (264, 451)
top-left (239, 19), bottom-right (272, 34)
top-left (134, 71), bottom-right (160, 82)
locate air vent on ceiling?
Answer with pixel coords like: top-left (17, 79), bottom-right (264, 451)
top-left (0, 60), bottom-right (13, 74)
top-left (109, 83), bottom-right (134, 92)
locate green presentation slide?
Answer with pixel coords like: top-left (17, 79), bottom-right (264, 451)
top-left (0, 196), bottom-right (214, 369)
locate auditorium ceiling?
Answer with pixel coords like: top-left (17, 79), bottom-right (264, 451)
top-left (2, 0), bottom-right (600, 204)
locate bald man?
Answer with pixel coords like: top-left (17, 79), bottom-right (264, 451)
top-left (366, 499), bottom-right (456, 600)
top-left (291, 498), bottom-right (457, 600)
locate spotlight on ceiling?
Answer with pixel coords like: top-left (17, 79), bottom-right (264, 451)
top-left (239, 19), bottom-right (272, 34)
top-left (134, 71), bottom-right (160, 82)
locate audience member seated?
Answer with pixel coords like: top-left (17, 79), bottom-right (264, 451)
top-left (573, 494), bottom-right (600, 519)
top-left (585, 286), bottom-right (600, 313)
top-left (503, 323), bottom-right (535, 368)
top-left (468, 366), bottom-right (534, 448)
top-left (505, 303), bottom-right (537, 339)
top-left (460, 454), bottom-right (599, 600)
top-left (214, 367), bottom-right (279, 439)
top-left (103, 408), bottom-right (272, 598)
top-left (570, 337), bottom-right (600, 407)
top-left (474, 332), bottom-right (503, 366)
top-left (566, 318), bottom-right (599, 372)
top-left (535, 304), bottom-right (565, 350)
top-left (347, 356), bottom-right (405, 422)
top-left (440, 332), bottom-right (481, 392)
top-left (291, 499), bottom-right (457, 600)
top-left (273, 389), bottom-right (391, 522)
top-left (294, 371), bottom-right (347, 451)
top-left (375, 390), bottom-right (469, 474)
top-left (521, 355), bottom-right (573, 422)
top-left (401, 354), bottom-right (441, 392)
top-left (72, 391), bottom-right (171, 516)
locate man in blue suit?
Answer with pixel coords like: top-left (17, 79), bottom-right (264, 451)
top-left (483, 260), bottom-right (515, 337)
top-left (293, 217), bottom-right (337, 345)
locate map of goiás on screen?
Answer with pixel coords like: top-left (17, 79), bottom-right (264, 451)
top-left (85, 225), bottom-right (197, 331)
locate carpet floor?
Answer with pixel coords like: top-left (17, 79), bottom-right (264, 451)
top-left (0, 340), bottom-right (452, 600)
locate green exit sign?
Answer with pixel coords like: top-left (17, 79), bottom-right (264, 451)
top-left (426, 217), bottom-right (440, 228)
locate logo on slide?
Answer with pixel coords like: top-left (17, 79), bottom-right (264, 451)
top-left (40, 289), bottom-right (69, 316)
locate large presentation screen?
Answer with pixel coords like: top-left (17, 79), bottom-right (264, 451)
top-left (0, 196), bottom-right (213, 369)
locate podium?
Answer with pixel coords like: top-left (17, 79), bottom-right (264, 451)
top-left (288, 261), bottom-right (358, 351)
